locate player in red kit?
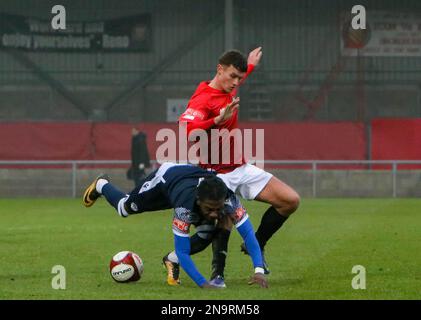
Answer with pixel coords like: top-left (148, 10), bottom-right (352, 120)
top-left (163, 47), bottom-right (300, 287)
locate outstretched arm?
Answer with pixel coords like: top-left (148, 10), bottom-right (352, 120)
top-left (174, 234), bottom-right (221, 288)
top-left (226, 195), bottom-right (264, 269)
top-left (236, 218), bottom-right (268, 288)
top-left (248, 47), bottom-right (263, 67)
top-left (236, 218), bottom-right (264, 270)
top-left (227, 193), bottom-right (268, 288)
top-left (174, 234), bottom-right (208, 287)
top-left (234, 47), bottom-right (263, 89)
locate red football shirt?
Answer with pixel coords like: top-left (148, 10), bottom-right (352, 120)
top-left (179, 64), bottom-right (255, 173)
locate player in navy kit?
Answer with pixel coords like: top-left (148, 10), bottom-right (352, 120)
top-left (83, 162), bottom-right (268, 288)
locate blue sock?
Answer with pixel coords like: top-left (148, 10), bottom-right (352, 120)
top-left (102, 183), bottom-right (126, 210)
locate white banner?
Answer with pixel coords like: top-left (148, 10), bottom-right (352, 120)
top-left (341, 11), bottom-right (421, 56)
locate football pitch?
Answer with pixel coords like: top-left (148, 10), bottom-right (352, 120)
top-left (1, 198), bottom-right (420, 300)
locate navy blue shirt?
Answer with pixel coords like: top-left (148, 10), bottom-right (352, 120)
top-left (160, 165), bottom-right (248, 237)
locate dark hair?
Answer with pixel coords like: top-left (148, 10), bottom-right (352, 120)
top-left (197, 176), bottom-right (228, 202)
top-left (218, 50), bottom-right (247, 72)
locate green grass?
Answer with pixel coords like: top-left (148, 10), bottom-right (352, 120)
top-left (0, 198), bottom-right (420, 299)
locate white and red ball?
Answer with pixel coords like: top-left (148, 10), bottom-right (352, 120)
top-left (109, 251), bottom-right (144, 283)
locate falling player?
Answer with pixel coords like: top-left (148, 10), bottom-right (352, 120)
top-left (83, 162), bottom-right (268, 288)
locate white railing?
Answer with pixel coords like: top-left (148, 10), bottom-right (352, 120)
top-left (1, 160), bottom-right (421, 198)
top-left (259, 160), bottom-right (421, 198)
top-left (0, 160), bottom-right (131, 198)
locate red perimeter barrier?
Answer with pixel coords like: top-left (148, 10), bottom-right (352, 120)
top-left (0, 122), bottom-right (92, 160)
top-left (0, 122), bottom-right (366, 167)
top-left (238, 122), bottom-right (366, 161)
top-left (371, 118), bottom-right (421, 169)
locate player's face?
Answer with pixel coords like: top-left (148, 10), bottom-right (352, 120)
top-left (217, 65), bottom-right (246, 93)
top-left (197, 198), bottom-right (226, 220)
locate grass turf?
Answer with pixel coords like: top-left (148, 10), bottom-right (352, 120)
top-left (0, 198), bottom-right (420, 299)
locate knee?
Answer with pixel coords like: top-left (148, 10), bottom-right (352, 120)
top-left (276, 191), bottom-right (300, 216)
top-left (287, 192), bottom-right (300, 214)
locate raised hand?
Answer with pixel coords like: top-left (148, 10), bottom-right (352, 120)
top-left (214, 97), bottom-right (240, 125)
top-left (248, 272), bottom-right (268, 288)
top-left (247, 47), bottom-right (263, 67)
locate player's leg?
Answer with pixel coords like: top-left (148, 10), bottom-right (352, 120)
top-left (83, 168), bottom-right (171, 217)
top-left (162, 252), bottom-right (181, 286)
top-left (101, 180), bottom-right (128, 215)
top-left (249, 176), bottom-right (300, 273)
top-left (254, 176), bottom-right (300, 250)
top-left (82, 174), bottom-right (112, 207)
top-left (83, 171), bottom-right (150, 211)
top-left (219, 164), bottom-right (300, 274)
top-left (209, 215), bottom-right (233, 288)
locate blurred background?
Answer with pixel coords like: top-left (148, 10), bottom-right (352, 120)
top-left (0, 0), bottom-right (421, 198)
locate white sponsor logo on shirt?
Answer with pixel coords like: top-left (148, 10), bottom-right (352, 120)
top-left (182, 115), bottom-right (195, 120)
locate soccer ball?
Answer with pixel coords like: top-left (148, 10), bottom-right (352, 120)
top-left (109, 251), bottom-right (144, 283)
